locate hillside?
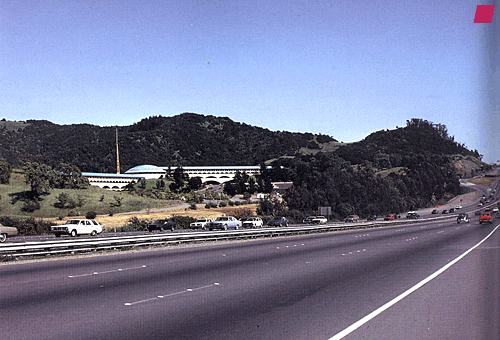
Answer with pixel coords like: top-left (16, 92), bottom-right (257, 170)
top-left (0, 113), bottom-right (336, 172)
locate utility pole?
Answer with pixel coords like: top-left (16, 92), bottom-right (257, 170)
top-left (116, 127), bottom-right (120, 174)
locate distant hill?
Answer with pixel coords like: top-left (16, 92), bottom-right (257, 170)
top-left (0, 113), bottom-right (336, 172)
top-left (333, 118), bottom-right (481, 168)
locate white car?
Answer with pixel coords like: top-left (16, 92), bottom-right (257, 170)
top-left (190, 218), bottom-right (213, 230)
top-left (311, 216), bottom-right (328, 224)
top-left (242, 217), bottom-right (263, 228)
top-left (454, 205), bottom-right (462, 210)
top-left (51, 219), bottom-right (104, 237)
top-left (0, 224), bottom-right (18, 243)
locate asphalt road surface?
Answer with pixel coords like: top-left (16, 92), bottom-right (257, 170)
top-left (1, 215), bottom-right (499, 339)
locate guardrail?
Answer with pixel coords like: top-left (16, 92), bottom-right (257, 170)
top-left (0, 215), bottom-right (458, 258)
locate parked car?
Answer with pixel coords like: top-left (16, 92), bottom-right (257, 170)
top-left (344, 215), bottom-right (359, 222)
top-left (242, 217), bottom-right (263, 228)
top-left (208, 216), bottom-right (242, 230)
top-left (493, 207), bottom-right (499, 213)
top-left (431, 209), bottom-right (438, 214)
top-left (267, 216), bottom-right (289, 227)
top-left (0, 224), bottom-right (18, 243)
top-left (51, 219), bottom-right (104, 237)
top-left (189, 218), bottom-right (213, 230)
top-left (384, 214), bottom-right (395, 221)
top-left (456, 213), bottom-right (470, 224)
top-left (474, 210), bottom-right (482, 216)
top-left (406, 211), bottom-right (420, 219)
top-left (148, 219), bottom-right (176, 232)
top-left (479, 212), bottom-right (493, 224)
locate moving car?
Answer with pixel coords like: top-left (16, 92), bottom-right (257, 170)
top-left (344, 215), bottom-right (359, 222)
top-left (456, 213), bottom-right (470, 224)
top-left (303, 216), bottom-right (316, 224)
top-left (479, 212), bottom-right (493, 224)
top-left (431, 209), bottom-right (438, 214)
top-left (148, 219), bottom-right (176, 232)
top-left (384, 214), bottom-right (395, 221)
top-left (366, 215), bottom-right (377, 221)
top-left (51, 219), bottom-right (104, 237)
top-left (267, 216), bottom-right (289, 227)
top-left (208, 216), bottom-right (242, 230)
top-left (406, 211), bottom-right (420, 219)
top-left (242, 217), bottom-right (263, 228)
top-left (311, 216), bottom-right (328, 224)
top-left (189, 218), bottom-right (213, 230)
top-left (0, 224), bottom-right (18, 243)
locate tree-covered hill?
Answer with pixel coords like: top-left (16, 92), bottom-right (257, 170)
top-left (334, 118), bottom-right (481, 168)
top-left (0, 113), bottom-right (336, 172)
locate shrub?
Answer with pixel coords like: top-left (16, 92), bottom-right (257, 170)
top-left (205, 203), bottom-right (211, 209)
top-left (171, 216), bottom-right (196, 229)
top-left (125, 217), bottom-right (150, 231)
top-left (86, 211), bottom-right (97, 219)
top-left (221, 207), bottom-right (253, 220)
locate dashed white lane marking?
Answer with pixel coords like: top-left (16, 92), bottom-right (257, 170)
top-left (342, 249), bottom-right (366, 256)
top-left (328, 224), bottom-right (500, 340)
top-left (68, 265), bottom-right (147, 278)
top-left (124, 283), bottom-right (220, 306)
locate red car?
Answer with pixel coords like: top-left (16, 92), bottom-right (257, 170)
top-left (384, 214), bottom-right (395, 221)
top-left (479, 212), bottom-right (493, 224)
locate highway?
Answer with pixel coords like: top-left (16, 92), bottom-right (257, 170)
top-left (1, 212), bottom-right (499, 339)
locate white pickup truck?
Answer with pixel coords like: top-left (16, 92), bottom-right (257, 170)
top-left (51, 219), bottom-right (104, 237)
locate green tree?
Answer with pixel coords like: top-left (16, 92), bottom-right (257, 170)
top-left (23, 162), bottom-right (54, 197)
top-left (0, 158), bottom-right (11, 184)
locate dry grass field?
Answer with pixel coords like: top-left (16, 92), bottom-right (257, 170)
top-left (79, 204), bottom-right (258, 230)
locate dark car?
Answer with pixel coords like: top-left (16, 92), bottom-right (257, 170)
top-left (456, 213), bottom-right (470, 224)
top-left (366, 215), bottom-right (377, 221)
top-left (406, 211), bottom-right (420, 219)
top-left (267, 216), bottom-right (289, 227)
top-left (431, 209), bottom-right (438, 214)
top-left (148, 219), bottom-right (176, 232)
top-left (474, 210), bottom-right (482, 216)
top-left (442, 210), bottom-right (448, 214)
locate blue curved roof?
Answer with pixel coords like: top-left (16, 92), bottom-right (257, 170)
top-left (125, 165), bottom-right (166, 174)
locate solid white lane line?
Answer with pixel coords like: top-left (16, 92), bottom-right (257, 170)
top-left (124, 283), bottom-right (220, 306)
top-left (328, 225), bottom-right (500, 340)
top-left (68, 265), bottom-right (147, 278)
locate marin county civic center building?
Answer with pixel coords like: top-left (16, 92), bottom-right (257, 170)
top-left (82, 165), bottom-right (265, 190)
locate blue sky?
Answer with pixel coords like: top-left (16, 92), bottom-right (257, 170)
top-left (1, 1), bottom-right (498, 162)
